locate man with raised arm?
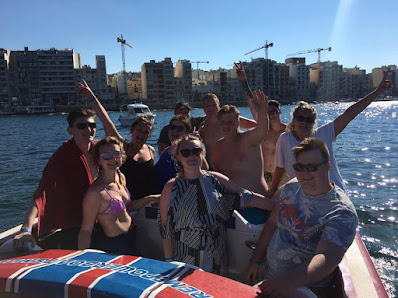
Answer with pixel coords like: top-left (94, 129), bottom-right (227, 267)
top-left (234, 61), bottom-right (289, 189)
top-left (13, 108), bottom-right (98, 250)
top-left (199, 93), bottom-right (257, 167)
top-left (211, 91), bottom-right (269, 224)
top-left (247, 137), bottom-right (358, 297)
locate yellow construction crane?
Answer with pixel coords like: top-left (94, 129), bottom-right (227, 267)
top-left (245, 41), bottom-right (274, 60)
top-left (286, 47), bottom-right (331, 63)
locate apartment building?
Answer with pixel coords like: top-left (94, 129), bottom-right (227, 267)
top-left (174, 60), bottom-right (192, 102)
top-left (0, 49), bottom-right (10, 104)
top-left (285, 58), bottom-right (310, 100)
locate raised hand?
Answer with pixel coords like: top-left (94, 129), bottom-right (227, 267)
top-left (77, 79), bottom-right (96, 100)
top-left (252, 90), bottom-right (269, 113)
top-left (377, 70), bottom-right (393, 93)
top-left (234, 61), bottom-right (247, 82)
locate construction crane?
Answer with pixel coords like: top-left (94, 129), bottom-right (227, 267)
top-left (116, 34), bottom-right (132, 99)
top-left (192, 61), bottom-right (209, 80)
top-left (286, 47), bottom-right (332, 63)
top-left (117, 34), bottom-right (133, 73)
top-left (245, 41), bottom-right (274, 60)
top-left (192, 61), bottom-right (209, 70)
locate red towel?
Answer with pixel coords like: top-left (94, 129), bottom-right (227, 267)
top-left (34, 138), bottom-right (93, 237)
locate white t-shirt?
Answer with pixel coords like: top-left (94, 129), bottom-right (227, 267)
top-left (275, 121), bottom-right (345, 191)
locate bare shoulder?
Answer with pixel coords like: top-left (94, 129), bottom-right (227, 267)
top-left (148, 144), bottom-right (156, 156)
top-left (208, 171), bottom-right (229, 182)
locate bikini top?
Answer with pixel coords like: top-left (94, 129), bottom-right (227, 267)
top-left (98, 185), bottom-right (131, 216)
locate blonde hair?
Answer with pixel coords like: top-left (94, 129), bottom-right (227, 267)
top-left (287, 101), bottom-right (317, 132)
top-left (171, 135), bottom-right (204, 178)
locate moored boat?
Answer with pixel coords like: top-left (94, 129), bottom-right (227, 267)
top-left (118, 103), bottom-right (156, 127)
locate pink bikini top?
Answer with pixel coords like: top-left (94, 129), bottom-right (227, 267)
top-left (98, 185), bottom-right (131, 216)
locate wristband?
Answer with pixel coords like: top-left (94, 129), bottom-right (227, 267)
top-left (250, 258), bottom-right (261, 265)
top-left (165, 256), bottom-right (173, 261)
top-left (271, 186), bottom-right (279, 190)
top-left (20, 228), bottom-right (32, 234)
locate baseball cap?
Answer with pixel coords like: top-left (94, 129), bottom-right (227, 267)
top-left (174, 101), bottom-right (192, 112)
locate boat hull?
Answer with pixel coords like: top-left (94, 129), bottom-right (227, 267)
top-left (119, 113), bottom-right (156, 127)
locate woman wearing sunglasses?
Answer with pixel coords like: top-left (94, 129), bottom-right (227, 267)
top-left (78, 80), bottom-right (158, 209)
top-left (159, 135), bottom-right (275, 275)
top-left (269, 71), bottom-right (392, 196)
top-left (78, 137), bottom-right (139, 254)
top-left (154, 115), bottom-right (208, 193)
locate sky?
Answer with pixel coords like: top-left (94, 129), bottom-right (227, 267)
top-left (2, 0), bottom-right (397, 74)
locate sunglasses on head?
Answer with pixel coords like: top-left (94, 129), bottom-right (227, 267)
top-left (169, 124), bottom-right (185, 132)
top-left (76, 122), bottom-right (97, 130)
top-left (293, 161), bottom-right (327, 172)
top-left (295, 115), bottom-right (314, 123)
top-left (179, 147), bottom-right (202, 158)
top-left (268, 109), bottom-right (279, 116)
top-left (100, 151), bottom-right (122, 160)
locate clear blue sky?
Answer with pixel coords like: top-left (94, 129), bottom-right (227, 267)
top-left (2, 0), bottom-right (397, 74)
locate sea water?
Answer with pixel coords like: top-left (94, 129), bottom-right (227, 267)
top-left (0, 101), bottom-right (397, 296)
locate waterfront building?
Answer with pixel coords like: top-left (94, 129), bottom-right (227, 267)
top-left (241, 58), bottom-right (294, 103)
top-left (0, 49), bottom-right (11, 106)
top-left (174, 60), bottom-right (192, 102)
top-left (311, 61), bottom-right (342, 101)
top-left (141, 58), bottom-right (173, 105)
top-left (285, 58), bottom-right (310, 100)
top-left (340, 67), bottom-right (369, 100)
top-left (2, 47), bottom-right (113, 106)
top-left (372, 66), bottom-right (397, 96)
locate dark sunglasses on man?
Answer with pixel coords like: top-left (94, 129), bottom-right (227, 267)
top-left (293, 161), bottom-right (327, 172)
top-left (76, 122), bottom-right (97, 130)
top-left (179, 148), bottom-right (202, 158)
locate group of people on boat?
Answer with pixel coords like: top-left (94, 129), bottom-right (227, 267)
top-left (12, 62), bottom-right (392, 297)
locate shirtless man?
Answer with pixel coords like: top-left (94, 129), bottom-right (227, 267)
top-left (235, 61), bottom-right (288, 189)
top-left (13, 108), bottom-right (98, 250)
top-left (212, 91), bottom-right (269, 224)
top-left (199, 93), bottom-right (256, 167)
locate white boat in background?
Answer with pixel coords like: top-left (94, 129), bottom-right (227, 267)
top-left (118, 103), bottom-right (156, 127)
top-left (25, 105), bottom-right (55, 114)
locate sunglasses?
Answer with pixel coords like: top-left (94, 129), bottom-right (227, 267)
top-left (100, 151), bottom-right (122, 160)
top-left (295, 115), bottom-right (314, 123)
top-left (179, 147), bottom-right (202, 158)
top-left (76, 122), bottom-right (97, 130)
top-left (268, 109), bottom-right (279, 116)
top-left (169, 124), bottom-right (185, 132)
top-left (293, 161), bottom-right (327, 172)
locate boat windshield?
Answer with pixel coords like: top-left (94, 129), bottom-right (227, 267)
top-left (132, 107), bottom-right (150, 113)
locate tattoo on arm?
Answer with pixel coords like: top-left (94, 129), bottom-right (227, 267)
top-left (241, 81), bottom-right (254, 99)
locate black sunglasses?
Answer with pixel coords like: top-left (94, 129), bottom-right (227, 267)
top-left (268, 109), bottom-right (279, 116)
top-left (295, 115), bottom-right (314, 124)
top-left (100, 151), bottom-right (122, 160)
top-left (179, 147), bottom-right (202, 158)
top-left (169, 124), bottom-right (185, 132)
top-left (293, 161), bottom-right (327, 172)
top-left (76, 122), bottom-right (97, 130)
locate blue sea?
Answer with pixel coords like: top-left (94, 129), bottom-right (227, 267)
top-left (0, 102), bottom-right (397, 296)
